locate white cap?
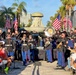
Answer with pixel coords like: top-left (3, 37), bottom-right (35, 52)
top-left (0, 41), bottom-right (5, 44)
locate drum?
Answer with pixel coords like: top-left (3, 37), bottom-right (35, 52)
top-left (44, 26), bottom-right (55, 37)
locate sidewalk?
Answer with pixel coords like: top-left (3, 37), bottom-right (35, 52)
top-left (0, 61), bottom-right (72, 75)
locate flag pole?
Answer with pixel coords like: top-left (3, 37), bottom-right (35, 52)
top-left (66, 11), bottom-right (68, 32)
top-left (62, 18), bottom-right (64, 31)
top-left (63, 24), bottom-right (64, 31)
top-left (68, 7), bottom-right (71, 32)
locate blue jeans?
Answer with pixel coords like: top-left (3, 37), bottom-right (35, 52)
top-left (22, 51), bottom-right (27, 61)
top-left (57, 51), bottom-right (65, 67)
top-left (28, 50), bottom-right (30, 61)
top-left (8, 51), bottom-right (14, 57)
top-left (46, 49), bottom-right (52, 62)
top-left (30, 49), bottom-right (35, 61)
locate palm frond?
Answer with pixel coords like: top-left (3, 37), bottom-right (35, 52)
top-left (8, 7), bottom-right (13, 12)
top-left (8, 7), bottom-right (15, 10)
top-left (19, 2), bottom-right (26, 6)
top-left (19, 1), bottom-right (26, 9)
top-left (12, 3), bottom-right (18, 7)
top-left (23, 8), bottom-right (27, 14)
top-left (0, 11), bottom-right (8, 16)
top-left (0, 6), bottom-right (7, 12)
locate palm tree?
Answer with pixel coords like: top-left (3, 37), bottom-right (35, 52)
top-left (0, 6), bottom-right (15, 28)
top-left (12, 0), bottom-right (27, 26)
top-left (61, 0), bottom-right (76, 18)
top-left (57, 6), bottom-right (66, 30)
top-left (61, 0), bottom-right (76, 31)
top-left (50, 16), bottom-right (54, 22)
top-left (57, 6), bottom-right (66, 19)
top-left (0, 6), bottom-right (14, 18)
top-left (46, 21), bottom-right (52, 27)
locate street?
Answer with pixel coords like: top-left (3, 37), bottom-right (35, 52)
top-left (0, 60), bottom-right (72, 75)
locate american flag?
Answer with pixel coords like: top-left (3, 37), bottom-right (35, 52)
top-left (63, 17), bottom-right (72, 29)
top-left (52, 14), bottom-right (61, 30)
top-left (14, 17), bottom-right (18, 31)
top-left (5, 17), bottom-right (11, 29)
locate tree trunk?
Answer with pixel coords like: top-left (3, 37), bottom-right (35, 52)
top-left (18, 13), bottom-right (20, 28)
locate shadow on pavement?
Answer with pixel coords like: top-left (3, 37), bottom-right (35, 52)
top-left (32, 61), bottom-right (41, 75)
top-left (0, 61), bottom-right (32, 75)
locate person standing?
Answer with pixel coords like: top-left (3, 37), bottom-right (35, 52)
top-left (13, 31), bottom-right (20, 60)
top-left (5, 33), bottom-right (15, 57)
top-left (21, 34), bottom-right (29, 66)
top-left (56, 32), bottom-right (67, 69)
top-left (28, 35), bottom-right (35, 62)
top-left (15, 37), bottom-right (22, 60)
top-left (44, 37), bottom-right (53, 62)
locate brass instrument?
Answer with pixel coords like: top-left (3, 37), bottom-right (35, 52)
top-left (44, 41), bottom-right (50, 48)
top-left (57, 42), bottom-right (62, 49)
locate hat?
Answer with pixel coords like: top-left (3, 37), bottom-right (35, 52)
top-left (0, 41), bottom-right (5, 44)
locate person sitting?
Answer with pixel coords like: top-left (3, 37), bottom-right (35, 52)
top-left (0, 42), bottom-right (13, 74)
top-left (68, 43), bottom-right (76, 70)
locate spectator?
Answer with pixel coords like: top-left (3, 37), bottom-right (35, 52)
top-left (0, 42), bottom-right (13, 74)
top-left (68, 43), bottom-right (76, 69)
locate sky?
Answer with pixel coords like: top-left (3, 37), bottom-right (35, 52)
top-left (0, 0), bottom-right (75, 26)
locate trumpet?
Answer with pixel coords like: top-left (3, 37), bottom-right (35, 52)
top-left (44, 41), bottom-right (50, 48)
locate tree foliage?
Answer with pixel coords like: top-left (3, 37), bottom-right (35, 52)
top-left (46, 21), bottom-right (52, 27)
top-left (12, 0), bottom-right (27, 28)
top-left (0, 6), bottom-right (14, 28)
top-left (12, 0), bottom-right (27, 15)
top-left (0, 6), bottom-right (14, 17)
top-left (48, 0), bottom-right (76, 27)
top-left (61, 0), bottom-right (76, 10)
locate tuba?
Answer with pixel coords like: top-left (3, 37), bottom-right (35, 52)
top-left (44, 26), bottom-right (55, 37)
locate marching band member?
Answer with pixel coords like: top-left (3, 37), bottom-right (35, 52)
top-left (44, 37), bottom-right (53, 62)
top-left (28, 35), bottom-right (35, 62)
top-left (56, 32), bottom-right (67, 69)
top-left (38, 36), bottom-right (44, 47)
top-left (21, 34), bottom-right (29, 66)
top-left (5, 33), bottom-right (15, 57)
top-left (15, 37), bottom-right (22, 60)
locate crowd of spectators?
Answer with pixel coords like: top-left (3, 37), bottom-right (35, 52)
top-left (0, 28), bottom-right (76, 74)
